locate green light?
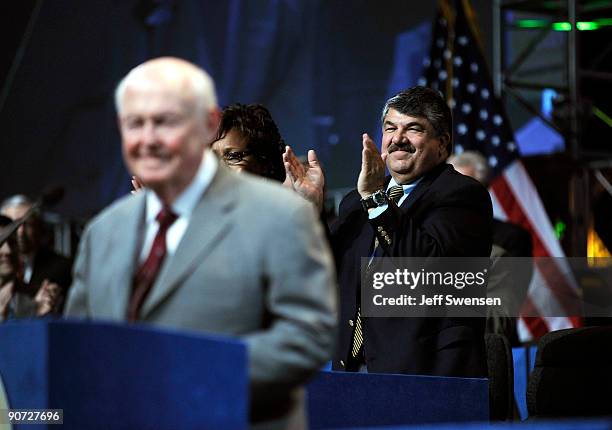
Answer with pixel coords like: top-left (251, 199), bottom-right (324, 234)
top-left (554, 220), bottom-right (567, 241)
top-left (577, 22), bottom-right (599, 30)
top-left (552, 22), bottom-right (572, 31)
top-left (516, 19), bottom-right (548, 29)
top-left (515, 19), bottom-right (612, 31)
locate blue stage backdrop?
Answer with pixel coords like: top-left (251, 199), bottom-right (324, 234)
top-left (1, 0), bottom-right (442, 218)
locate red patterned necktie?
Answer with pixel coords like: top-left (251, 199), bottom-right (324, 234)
top-left (127, 206), bottom-right (178, 322)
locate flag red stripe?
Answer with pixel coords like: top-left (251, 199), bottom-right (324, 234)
top-left (521, 297), bottom-right (550, 339)
top-left (491, 175), bottom-right (580, 306)
top-left (491, 174), bottom-right (581, 331)
top-left (490, 175), bottom-right (547, 257)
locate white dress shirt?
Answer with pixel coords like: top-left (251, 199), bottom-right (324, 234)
top-left (139, 150), bottom-right (218, 263)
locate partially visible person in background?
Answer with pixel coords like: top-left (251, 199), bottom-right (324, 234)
top-left (212, 103), bottom-right (286, 182)
top-left (0, 195), bottom-right (72, 314)
top-left (448, 150), bottom-right (533, 345)
top-left (0, 215), bottom-right (59, 320)
top-left (211, 103), bottom-right (328, 213)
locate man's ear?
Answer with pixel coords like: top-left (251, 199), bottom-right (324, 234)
top-left (438, 133), bottom-right (451, 158)
top-left (207, 107), bottom-right (221, 130)
top-left (205, 107), bottom-right (222, 143)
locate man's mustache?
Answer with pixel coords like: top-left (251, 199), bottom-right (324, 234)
top-left (387, 142), bottom-right (416, 154)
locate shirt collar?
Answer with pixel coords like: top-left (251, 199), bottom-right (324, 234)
top-left (145, 149), bottom-right (218, 223)
top-left (387, 175), bottom-right (423, 196)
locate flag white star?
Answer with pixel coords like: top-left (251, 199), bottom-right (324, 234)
top-left (479, 109), bottom-right (488, 120)
top-left (457, 123), bottom-right (468, 135)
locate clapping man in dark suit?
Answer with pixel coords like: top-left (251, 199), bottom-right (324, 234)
top-left (285, 87), bottom-right (492, 377)
top-left (65, 57), bottom-right (336, 429)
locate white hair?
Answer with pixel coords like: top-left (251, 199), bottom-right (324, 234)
top-left (114, 57), bottom-right (218, 116)
top-left (0, 194), bottom-right (33, 212)
top-left (448, 150), bottom-right (490, 185)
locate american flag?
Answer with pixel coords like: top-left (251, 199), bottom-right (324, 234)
top-left (421, 0), bottom-right (581, 341)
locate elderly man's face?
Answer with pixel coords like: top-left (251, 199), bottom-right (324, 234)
top-left (1, 204), bottom-right (38, 255)
top-left (381, 108), bottom-right (448, 184)
top-left (119, 80), bottom-right (208, 200)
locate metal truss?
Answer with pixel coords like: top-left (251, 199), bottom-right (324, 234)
top-left (493, 0), bottom-right (612, 255)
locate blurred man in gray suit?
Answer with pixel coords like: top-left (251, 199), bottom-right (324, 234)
top-left (65, 57), bottom-right (337, 429)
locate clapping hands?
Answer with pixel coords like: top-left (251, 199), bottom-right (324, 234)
top-left (282, 146), bottom-right (325, 212)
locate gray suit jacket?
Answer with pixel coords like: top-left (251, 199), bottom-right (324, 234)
top-left (65, 164), bottom-right (337, 428)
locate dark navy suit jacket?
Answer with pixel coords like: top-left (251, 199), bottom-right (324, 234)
top-left (331, 163), bottom-right (493, 377)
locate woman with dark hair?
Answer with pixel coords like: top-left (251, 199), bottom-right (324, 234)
top-left (211, 103), bottom-right (286, 182)
top-left (212, 103), bottom-right (325, 213)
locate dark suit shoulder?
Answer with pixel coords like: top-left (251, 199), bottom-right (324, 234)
top-left (430, 164), bottom-right (491, 207)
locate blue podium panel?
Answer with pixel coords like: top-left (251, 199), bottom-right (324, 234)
top-left (351, 418), bottom-right (612, 429)
top-left (0, 320), bottom-right (248, 430)
top-left (307, 370), bottom-right (488, 429)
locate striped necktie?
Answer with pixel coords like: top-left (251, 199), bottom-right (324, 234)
top-left (387, 184), bottom-right (404, 205)
top-left (350, 185), bottom-right (405, 362)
